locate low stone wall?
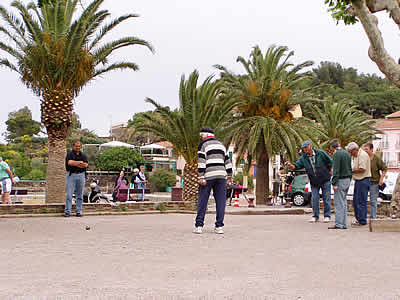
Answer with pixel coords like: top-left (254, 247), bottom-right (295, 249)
top-left (0, 201), bottom-right (194, 216)
top-left (319, 199), bottom-right (392, 217)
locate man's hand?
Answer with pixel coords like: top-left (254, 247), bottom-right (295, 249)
top-left (227, 178), bottom-right (233, 186)
top-left (333, 185), bottom-right (338, 193)
top-left (77, 161), bottom-right (88, 168)
top-left (198, 178), bottom-right (207, 186)
top-left (12, 177), bottom-right (17, 184)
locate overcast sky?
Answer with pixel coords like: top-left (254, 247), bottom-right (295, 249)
top-left (1, 0), bottom-right (399, 141)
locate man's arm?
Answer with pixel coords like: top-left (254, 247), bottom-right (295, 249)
top-left (198, 143), bottom-right (206, 183)
top-left (331, 152), bottom-right (340, 187)
top-left (378, 157), bottom-right (388, 185)
top-left (285, 156), bottom-right (304, 171)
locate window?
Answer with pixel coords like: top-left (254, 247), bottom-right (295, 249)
top-left (397, 152), bottom-right (400, 163)
top-left (383, 152), bottom-right (390, 164)
top-left (382, 135), bottom-right (389, 149)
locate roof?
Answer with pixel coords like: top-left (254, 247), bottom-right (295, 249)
top-left (155, 141), bottom-right (173, 148)
top-left (386, 111), bottom-right (400, 119)
top-left (99, 141), bottom-right (136, 149)
top-left (140, 143), bottom-right (166, 150)
top-left (375, 118), bottom-right (400, 130)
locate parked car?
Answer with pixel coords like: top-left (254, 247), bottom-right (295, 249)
top-left (284, 170), bottom-right (312, 206)
top-left (379, 172), bottom-right (398, 201)
top-left (345, 171), bottom-right (398, 201)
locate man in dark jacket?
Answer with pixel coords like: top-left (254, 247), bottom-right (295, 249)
top-left (285, 141), bottom-right (333, 223)
top-left (65, 141), bottom-right (88, 217)
top-left (328, 139), bottom-right (352, 229)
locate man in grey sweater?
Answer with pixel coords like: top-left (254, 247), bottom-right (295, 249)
top-left (194, 127), bottom-right (233, 234)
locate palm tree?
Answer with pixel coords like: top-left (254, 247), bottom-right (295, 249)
top-left (310, 99), bottom-right (381, 152)
top-left (215, 45), bottom-right (316, 205)
top-left (135, 71), bottom-right (235, 205)
top-left (0, 0), bottom-right (153, 203)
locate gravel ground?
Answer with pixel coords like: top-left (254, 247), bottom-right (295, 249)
top-left (0, 214), bottom-right (399, 300)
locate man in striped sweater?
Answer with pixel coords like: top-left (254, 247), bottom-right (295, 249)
top-left (194, 127), bottom-right (233, 234)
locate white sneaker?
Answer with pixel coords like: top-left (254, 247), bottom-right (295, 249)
top-left (323, 217), bottom-right (331, 223)
top-left (351, 219), bottom-right (359, 225)
top-left (309, 217), bottom-right (318, 223)
top-left (193, 226), bottom-right (203, 234)
top-left (214, 227), bottom-right (224, 234)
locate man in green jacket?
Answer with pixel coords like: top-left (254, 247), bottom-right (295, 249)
top-left (285, 141), bottom-right (333, 223)
top-left (362, 143), bottom-right (387, 219)
top-left (328, 140), bottom-right (352, 229)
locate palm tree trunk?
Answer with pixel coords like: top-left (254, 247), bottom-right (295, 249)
top-left (183, 162), bottom-right (198, 209)
top-left (46, 135), bottom-right (67, 203)
top-left (42, 90), bottom-right (73, 203)
top-left (256, 147), bottom-right (270, 205)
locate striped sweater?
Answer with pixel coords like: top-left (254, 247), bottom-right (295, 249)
top-left (198, 137), bottom-right (233, 180)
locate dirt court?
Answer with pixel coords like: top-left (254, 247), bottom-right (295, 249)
top-left (0, 214), bottom-right (399, 300)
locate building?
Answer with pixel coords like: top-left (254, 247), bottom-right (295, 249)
top-left (373, 111), bottom-right (400, 171)
top-left (141, 141), bottom-right (178, 171)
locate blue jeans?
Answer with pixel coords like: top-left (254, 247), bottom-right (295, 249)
top-left (65, 172), bottom-right (85, 215)
top-left (353, 178), bottom-right (370, 225)
top-left (195, 178), bottom-right (226, 228)
top-left (137, 182), bottom-right (146, 200)
top-left (334, 178), bottom-right (351, 228)
top-left (311, 181), bottom-right (331, 219)
top-left (369, 183), bottom-right (379, 219)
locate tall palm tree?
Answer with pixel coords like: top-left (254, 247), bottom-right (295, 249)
top-left (310, 99), bottom-right (381, 152)
top-left (136, 71), bottom-right (235, 205)
top-left (216, 45), bottom-right (316, 204)
top-left (0, 0), bottom-right (153, 203)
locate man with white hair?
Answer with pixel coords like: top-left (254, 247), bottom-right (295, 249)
top-left (0, 157), bottom-right (16, 204)
top-left (346, 142), bottom-right (371, 226)
top-left (194, 126), bottom-right (233, 234)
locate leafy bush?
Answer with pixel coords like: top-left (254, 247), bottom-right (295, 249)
top-left (96, 147), bottom-right (143, 171)
top-left (149, 169), bottom-right (176, 192)
top-left (233, 173), bottom-right (254, 190)
top-left (25, 169), bottom-right (46, 180)
top-left (0, 150), bottom-right (31, 178)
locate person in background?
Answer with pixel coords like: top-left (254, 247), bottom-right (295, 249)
top-left (0, 157), bottom-right (16, 204)
top-left (135, 165), bottom-right (148, 200)
top-left (362, 143), bottom-right (387, 220)
top-left (65, 141), bottom-right (88, 217)
top-left (114, 170), bottom-right (129, 188)
top-left (346, 142), bottom-right (371, 226)
top-left (131, 168), bottom-right (139, 189)
top-left (194, 127), bottom-right (233, 234)
top-left (285, 141), bottom-right (333, 223)
top-left (112, 170), bottom-right (129, 201)
top-left (328, 139), bottom-right (352, 229)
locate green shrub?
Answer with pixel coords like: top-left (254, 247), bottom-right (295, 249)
top-left (149, 169), bottom-right (176, 192)
top-left (96, 147), bottom-right (143, 171)
top-left (233, 173), bottom-right (254, 190)
top-left (25, 169), bottom-right (46, 180)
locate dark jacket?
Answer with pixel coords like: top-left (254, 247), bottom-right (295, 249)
top-left (331, 148), bottom-right (352, 186)
top-left (65, 151), bottom-right (88, 174)
top-left (294, 149), bottom-right (333, 187)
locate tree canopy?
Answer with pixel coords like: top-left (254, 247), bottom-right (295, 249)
top-left (5, 106), bottom-right (41, 142)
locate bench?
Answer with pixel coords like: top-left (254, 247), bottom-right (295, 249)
top-left (114, 189), bottom-right (151, 202)
top-left (0, 189), bottom-right (28, 195)
top-left (0, 189), bottom-right (28, 204)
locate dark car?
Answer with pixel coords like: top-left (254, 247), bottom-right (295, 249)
top-left (284, 170), bottom-right (312, 206)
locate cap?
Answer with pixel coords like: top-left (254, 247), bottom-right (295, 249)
top-left (200, 126), bottom-right (214, 134)
top-left (301, 141), bottom-right (312, 149)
